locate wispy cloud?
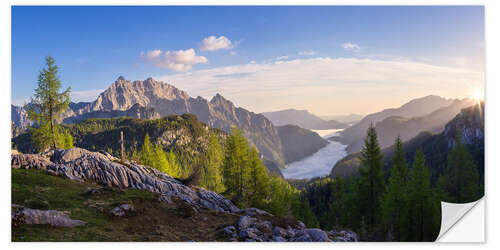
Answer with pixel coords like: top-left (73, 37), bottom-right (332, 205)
top-left (276, 55), bottom-right (289, 60)
top-left (71, 89), bottom-right (104, 102)
top-left (158, 57), bottom-right (483, 115)
top-left (140, 48), bottom-right (208, 72)
top-left (230, 51), bottom-right (238, 56)
top-left (298, 51), bottom-right (318, 56)
top-left (199, 36), bottom-right (233, 51)
top-left (341, 42), bottom-right (361, 52)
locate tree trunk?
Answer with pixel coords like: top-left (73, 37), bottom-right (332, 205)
top-left (50, 111), bottom-right (57, 149)
top-left (121, 131), bottom-right (125, 162)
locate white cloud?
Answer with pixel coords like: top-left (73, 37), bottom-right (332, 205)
top-left (71, 89), bottom-right (105, 102)
top-left (158, 57), bottom-right (483, 116)
top-left (276, 55), bottom-right (289, 60)
top-left (140, 48), bottom-right (208, 72)
top-left (199, 36), bottom-right (233, 51)
top-left (230, 51), bottom-right (237, 56)
top-left (341, 42), bottom-right (361, 52)
top-left (298, 51), bottom-right (318, 56)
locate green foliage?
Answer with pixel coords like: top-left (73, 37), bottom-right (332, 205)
top-left (137, 134), bottom-right (182, 178)
top-left (380, 136), bottom-right (409, 241)
top-left (26, 56), bottom-right (71, 150)
top-left (31, 123), bottom-right (73, 152)
top-left (266, 173), bottom-right (296, 216)
top-left (358, 124), bottom-right (385, 231)
top-left (406, 149), bottom-right (440, 241)
top-left (292, 196), bottom-right (319, 228)
top-left (439, 137), bottom-right (482, 203)
top-left (139, 134), bottom-right (156, 168)
top-left (247, 146), bottom-right (271, 207)
top-left (199, 133), bottom-right (224, 193)
top-left (221, 128), bottom-right (251, 206)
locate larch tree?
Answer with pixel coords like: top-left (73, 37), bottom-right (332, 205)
top-left (247, 146), bottom-right (270, 207)
top-left (201, 133), bottom-right (224, 192)
top-left (27, 56), bottom-right (71, 151)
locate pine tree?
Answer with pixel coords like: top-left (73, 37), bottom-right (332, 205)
top-left (441, 137), bottom-right (481, 203)
top-left (381, 136), bottom-right (409, 241)
top-left (406, 149), bottom-right (439, 241)
top-left (392, 135), bottom-right (408, 183)
top-left (27, 56), bottom-right (71, 151)
top-left (358, 124), bottom-right (385, 232)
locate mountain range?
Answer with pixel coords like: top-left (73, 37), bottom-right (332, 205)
top-left (261, 109), bottom-right (348, 130)
top-left (333, 95), bottom-right (472, 154)
top-left (331, 102), bottom-right (484, 180)
top-left (11, 76), bottom-right (329, 172)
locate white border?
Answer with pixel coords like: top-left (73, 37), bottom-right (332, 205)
top-left (2, 0), bottom-right (497, 249)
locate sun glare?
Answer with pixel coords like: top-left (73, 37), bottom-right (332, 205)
top-left (472, 88), bottom-right (484, 102)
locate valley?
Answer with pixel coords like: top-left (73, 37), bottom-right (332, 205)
top-left (282, 129), bottom-right (347, 179)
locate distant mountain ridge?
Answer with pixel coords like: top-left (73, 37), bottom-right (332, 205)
top-left (262, 109), bottom-right (348, 130)
top-left (331, 102), bottom-right (484, 180)
top-left (335, 95), bottom-right (465, 154)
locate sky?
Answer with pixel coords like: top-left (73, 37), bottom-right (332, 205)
top-left (12, 6), bottom-right (485, 116)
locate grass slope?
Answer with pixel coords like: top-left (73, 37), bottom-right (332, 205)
top-left (12, 169), bottom-right (239, 242)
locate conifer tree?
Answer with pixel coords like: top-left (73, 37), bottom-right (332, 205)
top-left (140, 134), bottom-right (155, 167)
top-left (392, 135), bottom-right (408, 183)
top-left (27, 56), bottom-right (71, 151)
top-left (381, 137), bottom-right (408, 241)
top-left (358, 123), bottom-right (385, 232)
top-left (166, 151), bottom-right (181, 178)
top-left (441, 137), bottom-right (481, 203)
top-left (201, 133), bottom-right (224, 192)
top-left (247, 146), bottom-right (270, 207)
top-left (222, 128), bottom-right (250, 205)
top-left (406, 149), bottom-right (439, 241)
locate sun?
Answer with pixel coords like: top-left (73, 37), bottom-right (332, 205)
top-left (472, 88), bottom-right (484, 102)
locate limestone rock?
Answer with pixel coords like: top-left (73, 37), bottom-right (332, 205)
top-left (11, 148), bottom-right (239, 213)
top-left (13, 208), bottom-right (86, 227)
top-left (110, 204), bottom-right (135, 217)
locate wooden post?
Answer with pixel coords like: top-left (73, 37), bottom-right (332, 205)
top-left (121, 131), bottom-right (125, 162)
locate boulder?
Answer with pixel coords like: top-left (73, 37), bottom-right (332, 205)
top-left (223, 225), bottom-right (236, 235)
top-left (304, 228), bottom-right (330, 242)
top-left (239, 227), bottom-right (262, 241)
top-left (238, 215), bottom-right (257, 230)
top-left (328, 230), bottom-right (358, 242)
top-left (110, 204), bottom-right (135, 217)
top-left (291, 230), bottom-right (312, 242)
top-left (13, 208), bottom-right (86, 227)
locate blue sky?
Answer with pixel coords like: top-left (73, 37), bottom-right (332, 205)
top-left (12, 6), bottom-right (484, 115)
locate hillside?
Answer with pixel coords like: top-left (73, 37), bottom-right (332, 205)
top-left (276, 125), bottom-right (328, 164)
top-left (11, 148), bottom-right (356, 242)
top-left (331, 103), bottom-right (484, 184)
top-left (262, 109), bottom-right (348, 130)
top-left (336, 95), bottom-right (468, 154)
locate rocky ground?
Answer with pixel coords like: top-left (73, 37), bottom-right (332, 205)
top-left (11, 148), bottom-right (357, 242)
